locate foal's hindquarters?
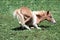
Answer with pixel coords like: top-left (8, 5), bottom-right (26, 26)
top-left (13, 7), bottom-right (34, 30)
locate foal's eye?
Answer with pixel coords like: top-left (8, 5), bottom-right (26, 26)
top-left (49, 16), bottom-right (52, 18)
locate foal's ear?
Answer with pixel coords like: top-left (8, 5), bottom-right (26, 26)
top-left (47, 11), bottom-right (49, 15)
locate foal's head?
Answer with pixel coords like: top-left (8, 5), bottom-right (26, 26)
top-left (37, 11), bottom-right (56, 24)
top-left (45, 11), bottom-right (56, 24)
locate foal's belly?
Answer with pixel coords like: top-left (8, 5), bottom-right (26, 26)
top-left (25, 18), bottom-right (33, 26)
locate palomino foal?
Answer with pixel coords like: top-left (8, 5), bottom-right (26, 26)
top-left (13, 7), bottom-right (41, 30)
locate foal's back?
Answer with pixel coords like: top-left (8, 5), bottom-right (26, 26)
top-left (20, 7), bottom-right (32, 17)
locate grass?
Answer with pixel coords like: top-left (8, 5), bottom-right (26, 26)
top-left (0, 0), bottom-right (60, 40)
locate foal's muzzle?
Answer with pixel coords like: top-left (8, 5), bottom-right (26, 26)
top-left (51, 18), bottom-right (56, 24)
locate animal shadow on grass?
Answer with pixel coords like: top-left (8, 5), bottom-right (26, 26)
top-left (12, 26), bottom-right (27, 31)
top-left (12, 25), bottom-right (50, 31)
top-left (12, 25), bottom-right (34, 31)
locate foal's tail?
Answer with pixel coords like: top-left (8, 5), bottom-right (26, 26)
top-left (13, 10), bottom-right (17, 18)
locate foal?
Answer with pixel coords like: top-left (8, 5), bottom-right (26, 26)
top-left (13, 7), bottom-right (33, 30)
top-left (13, 7), bottom-right (41, 30)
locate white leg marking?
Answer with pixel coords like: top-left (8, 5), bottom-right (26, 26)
top-left (33, 24), bottom-right (41, 29)
top-left (22, 24), bottom-right (31, 30)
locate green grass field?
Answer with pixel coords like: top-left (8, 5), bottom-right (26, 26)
top-left (0, 0), bottom-right (60, 40)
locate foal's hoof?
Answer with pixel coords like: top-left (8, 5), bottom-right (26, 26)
top-left (31, 27), bottom-right (34, 29)
top-left (28, 28), bottom-right (31, 31)
top-left (37, 27), bottom-right (41, 30)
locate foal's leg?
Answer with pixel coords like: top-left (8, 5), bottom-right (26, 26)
top-left (21, 24), bottom-right (31, 30)
top-left (18, 13), bottom-right (31, 30)
top-left (33, 23), bottom-right (41, 29)
top-left (32, 13), bottom-right (41, 29)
